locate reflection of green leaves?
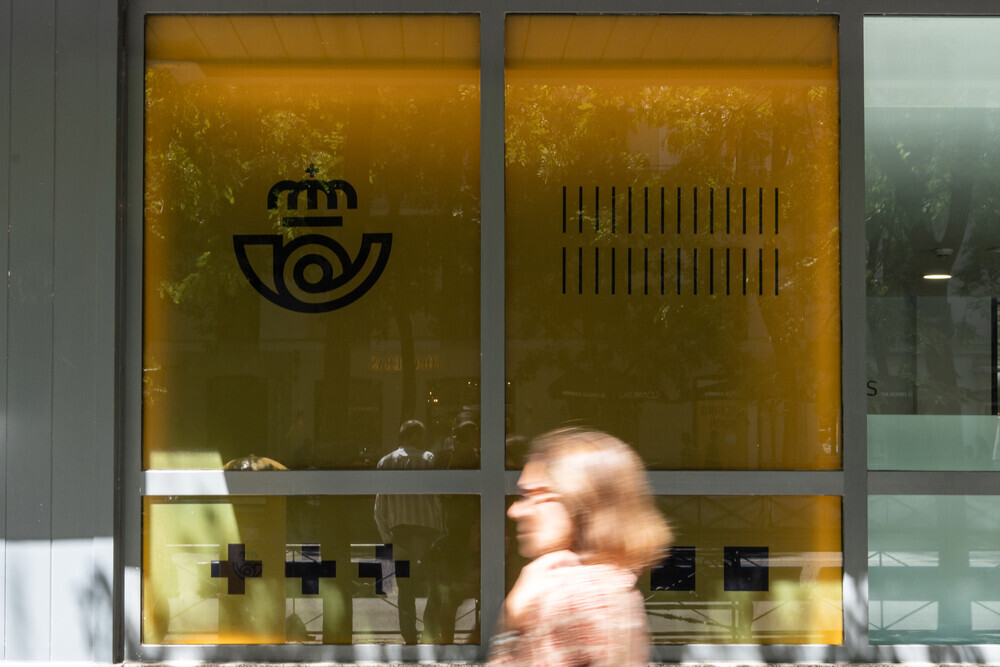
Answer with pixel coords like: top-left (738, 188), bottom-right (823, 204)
top-left (506, 78), bottom-right (840, 442)
top-left (146, 66), bottom-right (481, 345)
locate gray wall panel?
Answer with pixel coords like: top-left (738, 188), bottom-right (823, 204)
top-left (5, 0), bottom-right (56, 660)
top-left (0, 0), bottom-right (12, 658)
top-left (50, 0), bottom-right (118, 661)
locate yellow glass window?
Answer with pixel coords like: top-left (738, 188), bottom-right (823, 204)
top-left (505, 16), bottom-right (841, 470)
top-left (144, 495), bottom-right (481, 644)
top-left (143, 16), bottom-right (481, 469)
top-left (504, 494), bottom-right (842, 644)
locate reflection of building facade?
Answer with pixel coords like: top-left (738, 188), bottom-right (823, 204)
top-left (5, 2), bottom-right (1000, 665)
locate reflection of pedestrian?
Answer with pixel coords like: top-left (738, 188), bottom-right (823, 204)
top-left (424, 495), bottom-right (480, 643)
top-left (374, 420), bottom-right (444, 643)
top-left (436, 411), bottom-right (480, 468)
top-left (490, 428), bottom-right (671, 666)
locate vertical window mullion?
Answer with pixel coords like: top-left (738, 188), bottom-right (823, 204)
top-left (479, 6), bottom-right (509, 659)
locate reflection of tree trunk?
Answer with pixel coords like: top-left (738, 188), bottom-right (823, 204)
top-left (918, 144), bottom-right (973, 414)
top-left (869, 114), bottom-right (978, 416)
top-left (920, 288), bottom-right (960, 413)
top-left (318, 88), bottom-right (374, 458)
top-left (382, 187), bottom-right (417, 422)
top-left (394, 298), bottom-right (417, 421)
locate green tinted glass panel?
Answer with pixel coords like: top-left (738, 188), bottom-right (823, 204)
top-left (505, 495), bottom-right (842, 644)
top-left (869, 495), bottom-right (1000, 644)
top-left (866, 17), bottom-right (1000, 470)
top-left (143, 15), bottom-right (481, 470)
top-left (143, 495), bottom-right (480, 644)
top-left (505, 15), bottom-right (841, 470)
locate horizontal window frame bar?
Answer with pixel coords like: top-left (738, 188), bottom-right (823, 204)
top-left (142, 469), bottom-right (487, 495)
top-left (869, 471), bottom-right (1000, 495)
top-left (140, 469), bottom-right (852, 496)
top-left (509, 470), bottom-right (846, 495)
top-left (130, 0), bottom-right (1000, 15)
top-left (651, 644), bottom-right (1000, 662)
top-left (130, 642), bottom-right (481, 661)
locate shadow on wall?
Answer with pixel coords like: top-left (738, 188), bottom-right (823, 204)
top-left (79, 567), bottom-right (114, 658)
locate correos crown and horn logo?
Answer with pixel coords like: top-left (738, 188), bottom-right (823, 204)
top-left (233, 165), bottom-right (392, 313)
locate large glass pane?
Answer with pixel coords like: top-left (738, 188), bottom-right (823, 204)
top-left (144, 16), bottom-right (481, 469)
top-left (505, 16), bottom-right (841, 470)
top-left (143, 495), bottom-right (480, 644)
top-left (505, 495), bottom-right (842, 644)
top-left (869, 495), bottom-right (1000, 644)
top-left (866, 18), bottom-right (1000, 470)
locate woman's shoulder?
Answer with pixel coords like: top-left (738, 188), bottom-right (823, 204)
top-left (538, 561), bottom-right (640, 615)
top-left (547, 560), bottom-right (638, 588)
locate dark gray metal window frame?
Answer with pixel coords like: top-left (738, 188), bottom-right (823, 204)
top-left (122, 0), bottom-right (1000, 662)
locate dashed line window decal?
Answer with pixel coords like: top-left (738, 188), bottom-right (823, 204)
top-left (559, 185), bottom-right (782, 297)
top-left (505, 15), bottom-right (841, 471)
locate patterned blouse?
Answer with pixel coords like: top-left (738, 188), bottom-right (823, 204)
top-left (489, 558), bottom-right (650, 667)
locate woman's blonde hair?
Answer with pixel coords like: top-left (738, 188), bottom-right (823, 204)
top-left (529, 427), bottom-right (671, 572)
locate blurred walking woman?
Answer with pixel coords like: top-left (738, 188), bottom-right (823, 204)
top-left (490, 428), bottom-right (671, 666)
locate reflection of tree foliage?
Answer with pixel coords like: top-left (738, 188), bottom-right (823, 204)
top-left (146, 70), bottom-right (480, 329)
top-left (506, 76), bottom-right (840, 467)
top-left (866, 108), bottom-right (1000, 414)
top-left (144, 66), bottom-right (480, 465)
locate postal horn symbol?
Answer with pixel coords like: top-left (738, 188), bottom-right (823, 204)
top-left (233, 232), bottom-right (392, 313)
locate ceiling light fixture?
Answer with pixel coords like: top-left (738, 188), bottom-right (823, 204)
top-left (923, 247), bottom-right (954, 280)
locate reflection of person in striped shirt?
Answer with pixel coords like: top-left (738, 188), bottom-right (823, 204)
top-left (375, 420), bottom-right (445, 644)
top-left (491, 428), bottom-right (671, 666)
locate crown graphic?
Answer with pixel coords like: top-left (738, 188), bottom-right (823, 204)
top-left (267, 166), bottom-right (358, 226)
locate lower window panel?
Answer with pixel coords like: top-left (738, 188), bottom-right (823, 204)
top-left (504, 494), bottom-right (843, 644)
top-left (869, 495), bottom-right (1000, 644)
top-left (143, 495), bottom-right (480, 645)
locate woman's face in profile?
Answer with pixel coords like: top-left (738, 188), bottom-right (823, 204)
top-left (508, 460), bottom-right (573, 559)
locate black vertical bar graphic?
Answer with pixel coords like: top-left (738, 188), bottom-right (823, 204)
top-left (676, 188), bottom-right (681, 234)
top-left (758, 187), bottom-right (763, 235)
top-left (628, 187), bottom-right (633, 233)
top-left (644, 248), bottom-right (649, 295)
top-left (693, 248), bottom-right (698, 295)
top-left (595, 248), bottom-right (600, 295)
top-left (726, 248), bottom-right (731, 295)
top-left (660, 248), bottom-right (665, 295)
top-left (628, 248), bottom-right (633, 294)
top-left (644, 187), bottom-right (649, 234)
top-left (595, 186), bottom-right (600, 232)
top-left (710, 188), bottom-right (715, 234)
top-left (612, 187), bottom-right (617, 234)
top-left (562, 247), bottom-right (567, 293)
top-left (660, 187), bottom-right (665, 234)
top-left (993, 298), bottom-right (999, 417)
top-left (758, 248), bottom-right (764, 295)
top-left (710, 248), bottom-right (715, 295)
top-left (578, 247), bottom-right (583, 294)
top-left (693, 187), bottom-right (698, 234)
top-left (726, 187), bottom-right (731, 234)
top-left (774, 248), bottom-right (779, 295)
top-left (579, 186), bottom-right (584, 233)
top-left (611, 248), bottom-right (616, 295)
top-left (742, 187), bottom-right (747, 234)
top-left (742, 248), bottom-right (747, 295)
top-left (562, 187), bottom-right (567, 233)
top-left (676, 248), bottom-right (681, 295)
top-left (775, 187), bottom-right (779, 235)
